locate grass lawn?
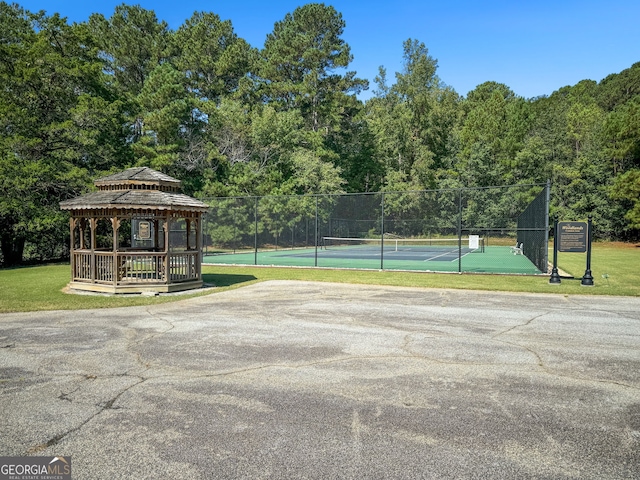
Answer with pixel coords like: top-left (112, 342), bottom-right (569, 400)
top-left (0, 242), bottom-right (638, 313)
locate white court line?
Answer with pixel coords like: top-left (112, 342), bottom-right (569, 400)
top-left (448, 250), bottom-right (476, 262)
top-left (424, 249), bottom-right (459, 261)
top-left (420, 248), bottom-right (477, 262)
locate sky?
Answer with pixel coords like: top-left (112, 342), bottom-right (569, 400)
top-left (16, 0), bottom-right (640, 100)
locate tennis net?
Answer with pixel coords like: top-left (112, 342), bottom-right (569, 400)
top-left (322, 236), bottom-right (485, 253)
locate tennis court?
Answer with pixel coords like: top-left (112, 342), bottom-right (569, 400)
top-left (203, 236), bottom-right (542, 274)
top-left (202, 183), bottom-right (550, 275)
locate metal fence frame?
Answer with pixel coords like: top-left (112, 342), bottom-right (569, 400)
top-left (202, 181), bottom-right (550, 274)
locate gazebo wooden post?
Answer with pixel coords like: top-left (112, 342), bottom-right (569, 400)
top-left (78, 219), bottom-right (82, 251)
top-left (163, 214), bottom-right (170, 284)
top-left (112, 215), bottom-right (120, 287)
top-left (153, 219), bottom-right (160, 251)
top-left (186, 218), bottom-right (192, 251)
top-left (153, 217), bottom-right (160, 279)
top-left (196, 215), bottom-right (202, 280)
top-left (90, 217), bottom-right (97, 283)
top-left (70, 217), bottom-right (77, 281)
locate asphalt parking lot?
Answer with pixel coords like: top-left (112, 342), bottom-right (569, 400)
top-left (1, 280), bottom-right (639, 479)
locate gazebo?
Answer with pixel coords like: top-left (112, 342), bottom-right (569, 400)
top-left (59, 167), bottom-right (209, 294)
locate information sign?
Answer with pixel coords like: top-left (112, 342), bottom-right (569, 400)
top-left (557, 221), bottom-right (588, 253)
top-left (138, 221), bottom-right (151, 240)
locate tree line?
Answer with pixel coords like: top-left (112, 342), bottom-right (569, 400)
top-left (1, 2), bottom-right (639, 265)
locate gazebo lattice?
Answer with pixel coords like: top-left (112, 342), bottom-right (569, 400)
top-left (60, 167), bottom-right (209, 293)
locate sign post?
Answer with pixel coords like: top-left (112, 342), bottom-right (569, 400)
top-left (581, 216), bottom-right (594, 286)
top-left (549, 217), bottom-right (561, 284)
top-left (549, 218), bottom-right (593, 286)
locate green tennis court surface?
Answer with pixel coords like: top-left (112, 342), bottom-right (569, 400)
top-left (203, 245), bottom-right (542, 274)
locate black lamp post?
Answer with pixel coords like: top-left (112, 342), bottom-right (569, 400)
top-left (549, 217), bottom-right (561, 284)
top-left (581, 216), bottom-right (594, 286)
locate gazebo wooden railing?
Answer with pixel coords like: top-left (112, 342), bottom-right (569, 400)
top-left (71, 250), bottom-right (200, 286)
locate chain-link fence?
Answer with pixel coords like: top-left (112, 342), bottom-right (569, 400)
top-left (202, 182), bottom-right (550, 274)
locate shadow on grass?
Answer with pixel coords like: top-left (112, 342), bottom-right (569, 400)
top-left (0, 261), bottom-right (69, 271)
top-left (202, 273), bottom-right (257, 288)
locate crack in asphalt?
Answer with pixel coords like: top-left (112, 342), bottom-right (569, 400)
top-left (492, 312), bottom-right (551, 337)
top-left (14, 296), bottom-right (640, 456)
top-left (493, 336), bottom-right (639, 391)
top-left (561, 297), bottom-right (640, 322)
top-left (486, 311), bottom-right (640, 391)
top-left (20, 337), bottom-right (640, 455)
top-left (120, 307), bottom-right (177, 372)
top-left (26, 375), bottom-right (146, 455)
top-left (23, 308), bottom-right (178, 455)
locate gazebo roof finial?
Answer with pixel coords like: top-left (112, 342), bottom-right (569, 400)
top-left (95, 167), bottom-right (181, 189)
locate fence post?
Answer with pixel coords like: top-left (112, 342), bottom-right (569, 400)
top-left (549, 217), bottom-right (561, 284)
top-left (458, 189), bottom-right (462, 273)
top-left (544, 179), bottom-right (551, 271)
top-left (232, 204), bottom-right (237, 254)
top-left (254, 196), bottom-right (258, 265)
top-left (314, 196), bottom-right (318, 267)
top-left (380, 193), bottom-right (385, 270)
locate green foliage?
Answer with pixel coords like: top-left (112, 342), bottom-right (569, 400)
top-left (602, 97), bottom-right (640, 173)
top-left (88, 4), bottom-right (171, 95)
top-left (204, 197), bottom-right (256, 248)
top-left (1, 2), bottom-right (639, 265)
top-left (172, 11), bottom-right (254, 102)
top-left (287, 149), bottom-right (345, 195)
top-left (367, 40), bottom-right (460, 192)
top-left (133, 62), bottom-right (209, 183)
top-left (458, 82), bottom-right (527, 180)
top-left (0, 3), bottom-right (126, 265)
top-left (611, 169), bottom-right (640, 228)
top-left (597, 62), bottom-right (640, 110)
top-left (259, 3), bottom-right (366, 126)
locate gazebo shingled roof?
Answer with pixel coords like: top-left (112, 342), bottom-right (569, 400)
top-left (60, 167), bottom-right (208, 212)
top-left (59, 189), bottom-right (209, 211)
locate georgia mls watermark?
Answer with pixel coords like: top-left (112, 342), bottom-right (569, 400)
top-left (0, 457), bottom-right (71, 480)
